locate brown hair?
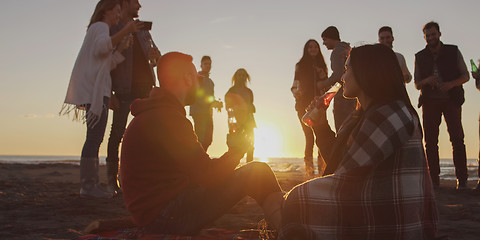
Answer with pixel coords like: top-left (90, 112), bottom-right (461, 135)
top-left (88, 0), bottom-right (121, 29)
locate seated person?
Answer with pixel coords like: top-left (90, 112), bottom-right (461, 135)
top-left (120, 52), bottom-right (284, 235)
top-left (279, 44), bottom-right (438, 240)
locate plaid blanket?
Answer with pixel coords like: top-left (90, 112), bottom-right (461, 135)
top-left (77, 227), bottom-right (276, 240)
top-left (279, 101), bottom-right (438, 239)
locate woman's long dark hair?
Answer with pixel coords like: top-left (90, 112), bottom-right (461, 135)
top-left (296, 39), bottom-right (327, 74)
top-left (349, 44), bottom-right (418, 118)
top-left (88, 0), bottom-right (121, 29)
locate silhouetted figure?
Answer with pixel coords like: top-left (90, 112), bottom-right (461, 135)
top-left (120, 52), bottom-right (284, 235)
top-left (225, 69), bottom-right (256, 163)
top-left (280, 44), bottom-right (438, 240)
top-left (320, 26), bottom-right (356, 131)
top-left (189, 56), bottom-right (223, 151)
top-left (414, 21), bottom-right (470, 190)
top-left (61, 0), bottom-right (141, 198)
top-left (106, 0), bottom-right (161, 195)
top-left (378, 26), bottom-right (412, 83)
top-left (291, 39), bottom-right (328, 177)
top-left (472, 60), bottom-right (480, 190)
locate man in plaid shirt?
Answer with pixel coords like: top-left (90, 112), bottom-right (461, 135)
top-left (279, 45), bottom-right (438, 240)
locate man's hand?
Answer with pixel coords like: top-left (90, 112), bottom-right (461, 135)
top-left (420, 75), bottom-right (439, 89)
top-left (438, 81), bottom-right (455, 92)
top-left (227, 132), bottom-right (250, 156)
top-left (109, 94), bottom-right (120, 111)
top-left (472, 71), bottom-right (480, 80)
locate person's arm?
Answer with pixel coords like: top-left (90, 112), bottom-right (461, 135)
top-left (110, 21), bottom-right (142, 48)
top-left (473, 71), bottom-right (480, 90)
top-left (322, 47), bottom-right (347, 88)
top-left (153, 109), bottom-right (245, 188)
top-left (335, 102), bottom-right (415, 174)
top-left (398, 54), bottom-right (412, 83)
top-left (413, 58), bottom-right (438, 90)
top-left (438, 49), bottom-right (469, 92)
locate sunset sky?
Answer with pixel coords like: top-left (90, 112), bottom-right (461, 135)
top-left (0, 0), bottom-right (479, 159)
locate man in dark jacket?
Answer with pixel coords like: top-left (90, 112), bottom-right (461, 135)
top-left (414, 21), bottom-right (470, 189)
top-left (120, 52), bottom-right (284, 235)
top-left (105, 0), bottom-right (161, 195)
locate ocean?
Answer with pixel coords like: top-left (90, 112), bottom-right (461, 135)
top-left (0, 155), bottom-right (477, 180)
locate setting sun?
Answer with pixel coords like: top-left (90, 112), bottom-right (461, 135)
top-left (254, 124), bottom-right (282, 162)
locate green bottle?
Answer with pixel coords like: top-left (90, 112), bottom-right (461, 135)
top-left (471, 59), bottom-right (478, 72)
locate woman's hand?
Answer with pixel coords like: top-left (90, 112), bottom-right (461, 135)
top-left (315, 66), bottom-right (327, 79)
top-left (117, 34), bottom-right (133, 52)
top-left (124, 20), bottom-right (143, 34)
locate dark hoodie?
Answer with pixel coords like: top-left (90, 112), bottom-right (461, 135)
top-left (120, 87), bottom-right (241, 226)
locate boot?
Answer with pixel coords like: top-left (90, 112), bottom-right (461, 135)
top-left (261, 191), bottom-right (285, 230)
top-left (304, 157), bottom-right (314, 178)
top-left (106, 159), bottom-right (121, 195)
top-left (80, 157), bottom-right (112, 199)
top-left (317, 155), bottom-right (326, 177)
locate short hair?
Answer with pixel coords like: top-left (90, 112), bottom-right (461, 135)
top-left (423, 21), bottom-right (440, 32)
top-left (201, 56), bottom-right (211, 63)
top-left (321, 26), bottom-right (340, 41)
top-left (378, 26), bottom-right (393, 36)
top-left (156, 52), bottom-right (194, 86)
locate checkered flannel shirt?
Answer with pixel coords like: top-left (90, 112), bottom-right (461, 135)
top-left (279, 101), bottom-right (438, 240)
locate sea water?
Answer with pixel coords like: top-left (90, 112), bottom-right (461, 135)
top-left (0, 155), bottom-right (477, 180)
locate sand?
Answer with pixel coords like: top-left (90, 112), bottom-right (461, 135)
top-left (0, 163), bottom-right (479, 240)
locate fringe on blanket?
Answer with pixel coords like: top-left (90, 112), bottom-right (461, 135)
top-left (59, 103), bottom-right (102, 129)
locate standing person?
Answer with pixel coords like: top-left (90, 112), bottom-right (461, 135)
top-left (472, 60), bottom-right (480, 190)
top-left (414, 21), bottom-right (470, 189)
top-left (225, 69), bottom-right (256, 163)
top-left (291, 39), bottom-right (328, 177)
top-left (320, 26), bottom-right (357, 131)
top-left (106, 0), bottom-right (161, 195)
top-left (120, 52), bottom-right (284, 235)
top-left (378, 26), bottom-right (412, 83)
top-left (189, 56), bottom-right (223, 151)
top-left (280, 44), bottom-right (438, 240)
top-left (61, 0), bottom-right (141, 198)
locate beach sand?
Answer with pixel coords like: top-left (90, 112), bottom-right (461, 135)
top-left (0, 163), bottom-right (479, 240)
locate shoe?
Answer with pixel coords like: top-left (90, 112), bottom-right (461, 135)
top-left (80, 185), bottom-right (113, 199)
top-left (456, 180), bottom-right (467, 190)
top-left (106, 160), bottom-right (121, 195)
top-left (475, 180), bottom-right (480, 191)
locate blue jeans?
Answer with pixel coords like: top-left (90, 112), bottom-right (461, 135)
top-left (106, 95), bottom-right (133, 164)
top-left (145, 162), bottom-right (282, 236)
top-left (81, 97), bottom-right (109, 158)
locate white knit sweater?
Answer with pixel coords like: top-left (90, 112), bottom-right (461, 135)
top-left (62, 21), bottom-right (125, 127)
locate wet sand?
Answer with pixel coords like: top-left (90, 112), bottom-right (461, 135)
top-left (0, 163), bottom-right (479, 239)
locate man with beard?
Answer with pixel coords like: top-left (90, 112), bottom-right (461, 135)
top-left (414, 21), bottom-right (470, 189)
top-left (120, 52), bottom-right (284, 235)
top-left (378, 26), bottom-right (412, 83)
top-left (106, 0), bottom-right (161, 195)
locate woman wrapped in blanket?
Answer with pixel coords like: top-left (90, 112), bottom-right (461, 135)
top-left (61, 0), bottom-right (142, 198)
top-left (279, 44), bottom-right (438, 240)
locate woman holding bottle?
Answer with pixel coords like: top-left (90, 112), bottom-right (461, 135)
top-left (280, 44), bottom-right (438, 239)
top-left (61, 0), bottom-right (142, 198)
top-left (291, 39), bottom-right (328, 177)
top-left (225, 68), bottom-right (256, 163)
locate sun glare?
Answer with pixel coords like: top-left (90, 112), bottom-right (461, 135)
top-left (254, 124), bottom-right (282, 161)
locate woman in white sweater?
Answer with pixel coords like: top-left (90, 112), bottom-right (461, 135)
top-left (61, 0), bottom-right (142, 198)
